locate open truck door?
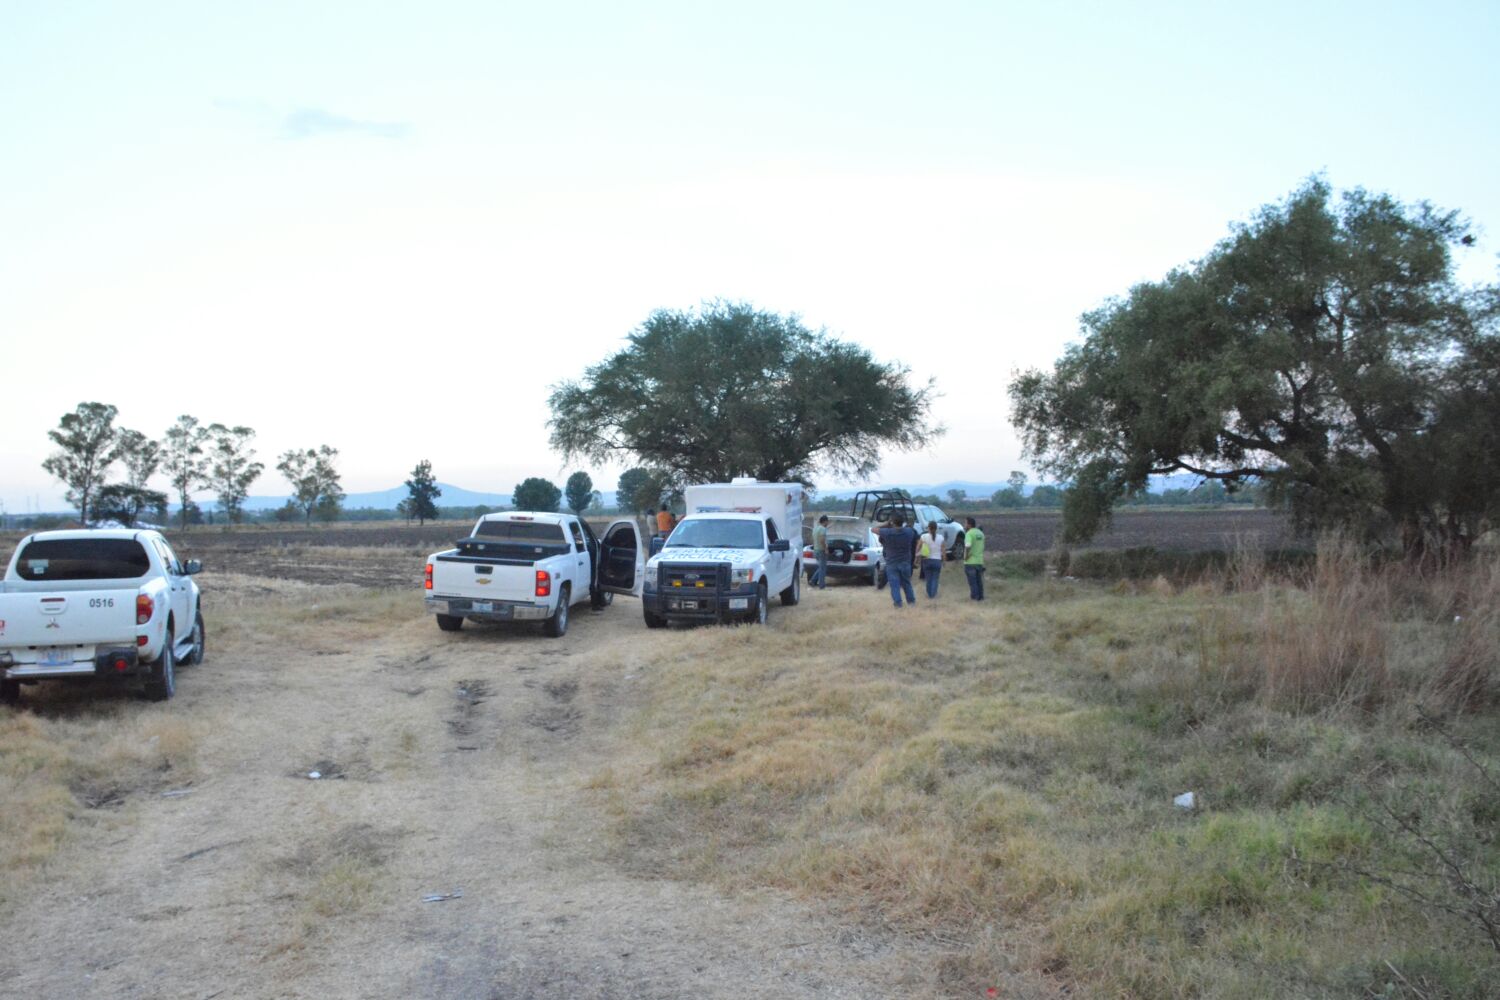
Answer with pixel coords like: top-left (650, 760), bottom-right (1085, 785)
top-left (598, 518), bottom-right (645, 597)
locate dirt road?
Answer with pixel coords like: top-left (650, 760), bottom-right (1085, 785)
top-left (1, 574), bottom-right (939, 999)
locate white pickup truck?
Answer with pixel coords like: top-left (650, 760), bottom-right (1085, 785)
top-left (1, 529), bottom-right (206, 705)
top-left (424, 512), bottom-right (644, 637)
top-left (641, 479), bottom-right (803, 627)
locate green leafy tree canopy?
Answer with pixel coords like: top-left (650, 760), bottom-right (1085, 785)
top-left (403, 460), bottom-right (442, 525)
top-left (41, 401), bottom-right (123, 524)
top-left (205, 424), bottom-right (264, 524)
top-left (564, 471), bottom-right (596, 515)
top-left (616, 467), bottom-right (665, 515)
top-left (548, 302), bottom-right (939, 490)
top-left (1010, 177), bottom-right (1498, 552)
top-left (513, 477), bottom-right (561, 512)
top-left (276, 445), bottom-right (344, 526)
top-left (161, 415), bottom-right (210, 528)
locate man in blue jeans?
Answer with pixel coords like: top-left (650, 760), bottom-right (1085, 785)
top-left (962, 516), bottom-right (986, 600)
top-left (877, 514), bottom-right (919, 607)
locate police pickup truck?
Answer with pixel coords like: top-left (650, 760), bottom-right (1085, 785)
top-left (0, 528), bottom-right (206, 704)
top-left (641, 479), bottom-right (803, 628)
top-left (424, 512), bottom-right (643, 637)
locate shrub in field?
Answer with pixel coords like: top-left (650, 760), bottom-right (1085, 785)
top-left (1255, 539), bottom-right (1394, 712)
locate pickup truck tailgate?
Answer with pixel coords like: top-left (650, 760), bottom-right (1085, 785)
top-left (431, 555), bottom-right (539, 604)
top-left (0, 589), bottom-right (139, 647)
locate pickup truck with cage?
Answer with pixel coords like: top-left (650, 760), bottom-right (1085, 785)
top-left (424, 512), bottom-right (643, 637)
top-left (0, 528), bottom-right (206, 704)
top-left (801, 490), bottom-right (965, 586)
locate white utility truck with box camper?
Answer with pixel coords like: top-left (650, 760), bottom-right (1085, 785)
top-left (424, 512), bottom-right (643, 637)
top-left (640, 479), bottom-right (803, 628)
top-left (0, 529), bottom-right (206, 705)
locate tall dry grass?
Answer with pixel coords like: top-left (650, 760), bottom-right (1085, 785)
top-left (596, 546), bottom-right (1500, 997)
top-left (1233, 539), bottom-right (1500, 715)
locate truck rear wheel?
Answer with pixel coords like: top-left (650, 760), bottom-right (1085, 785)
top-left (436, 614), bottom-right (463, 632)
top-left (543, 586), bottom-right (570, 637)
top-left (144, 629), bottom-right (176, 702)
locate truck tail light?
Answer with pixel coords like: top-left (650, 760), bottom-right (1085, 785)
top-left (424, 563), bottom-right (433, 590)
top-left (136, 594), bottom-right (154, 625)
top-left (853, 553), bottom-right (868, 562)
top-left (803, 548), bottom-right (814, 558)
top-left (535, 570), bottom-right (551, 598)
top-left (137, 636), bottom-right (148, 647)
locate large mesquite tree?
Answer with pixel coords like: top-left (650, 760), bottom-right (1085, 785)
top-left (1010, 179), bottom-right (1499, 555)
top-left (548, 302), bottom-right (938, 492)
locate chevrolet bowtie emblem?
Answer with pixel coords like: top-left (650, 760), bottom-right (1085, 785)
top-left (476, 578), bottom-right (491, 585)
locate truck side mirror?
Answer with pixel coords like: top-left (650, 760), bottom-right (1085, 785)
top-left (769, 539), bottom-right (791, 552)
top-left (182, 559), bottom-right (202, 575)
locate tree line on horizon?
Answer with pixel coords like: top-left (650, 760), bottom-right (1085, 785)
top-left (36, 404), bottom-right (347, 528)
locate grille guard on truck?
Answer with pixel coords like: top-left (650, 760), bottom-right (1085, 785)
top-left (655, 561), bottom-right (735, 622)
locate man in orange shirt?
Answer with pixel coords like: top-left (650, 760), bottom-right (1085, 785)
top-left (655, 505), bottom-right (676, 539)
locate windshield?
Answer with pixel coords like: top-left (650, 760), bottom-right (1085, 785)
top-left (15, 538), bottom-right (151, 581)
top-left (665, 518), bottom-right (764, 549)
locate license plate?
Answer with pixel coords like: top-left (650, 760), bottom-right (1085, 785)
top-left (39, 646), bottom-right (74, 667)
top-left (471, 601), bottom-right (494, 614)
top-left (729, 598), bottom-right (749, 610)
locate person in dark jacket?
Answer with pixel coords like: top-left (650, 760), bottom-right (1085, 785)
top-left (877, 514), bottom-right (919, 607)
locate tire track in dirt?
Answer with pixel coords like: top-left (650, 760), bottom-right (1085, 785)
top-left (1, 578), bottom-right (942, 999)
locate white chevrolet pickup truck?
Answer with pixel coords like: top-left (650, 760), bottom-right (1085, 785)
top-left (424, 512), bottom-right (644, 637)
top-left (1, 529), bottom-right (206, 705)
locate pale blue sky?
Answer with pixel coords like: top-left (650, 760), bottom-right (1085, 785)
top-left (3, 1), bottom-right (1497, 510)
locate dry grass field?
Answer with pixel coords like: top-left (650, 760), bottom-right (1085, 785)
top-left (2, 530), bottom-right (1497, 998)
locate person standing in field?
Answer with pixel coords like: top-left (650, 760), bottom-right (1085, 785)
top-left (962, 516), bottom-right (986, 600)
top-left (877, 513), bottom-right (919, 608)
top-left (812, 514), bottom-right (830, 589)
top-left (919, 520), bottom-right (944, 600)
top-left (655, 505), bottom-right (676, 540)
